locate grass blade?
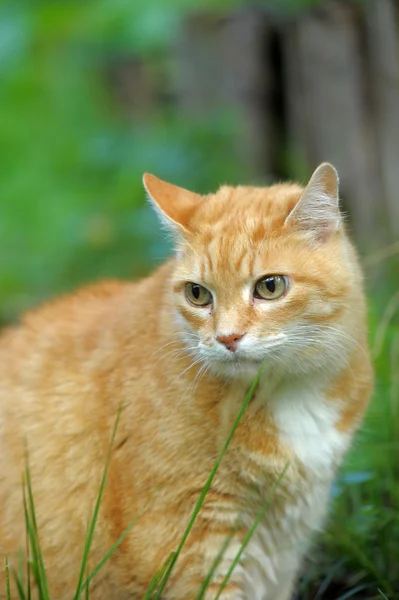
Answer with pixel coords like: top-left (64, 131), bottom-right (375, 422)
top-left (25, 513), bottom-right (31, 600)
top-left (196, 526), bottom-right (237, 600)
top-left (21, 467), bottom-right (49, 600)
top-left (336, 584), bottom-right (374, 600)
top-left (378, 590), bottom-right (389, 600)
top-left (80, 510), bottom-right (143, 593)
top-left (11, 568), bottom-right (27, 600)
top-left (326, 530), bottom-right (392, 595)
top-left (214, 461), bottom-right (289, 600)
top-left (24, 461), bottom-right (51, 600)
top-left (73, 405), bottom-right (123, 600)
top-left (85, 566), bottom-right (90, 600)
top-left (5, 557), bottom-right (11, 600)
top-left (153, 367), bottom-right (264, 599)
top-left (18, 549), bottom-right (24, 594)
top-left (314, 558), bottom-right (347, 599)
top-left (143, 552), bottom-right (176, 600)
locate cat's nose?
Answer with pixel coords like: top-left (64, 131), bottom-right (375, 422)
top-left (216, 333), bottom-right (245, 353)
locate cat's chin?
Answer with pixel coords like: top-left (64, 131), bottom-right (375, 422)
top-left (210, 358), bottom-right (263, 379)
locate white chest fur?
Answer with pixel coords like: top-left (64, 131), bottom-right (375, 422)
top-left (267, 382), bottom-right (350, 474)
top-left (238, 382), bottom-right (350, 599)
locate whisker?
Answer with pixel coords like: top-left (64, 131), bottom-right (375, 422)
top-left (149, 340), bottom-right (184, 359)
top-left (152, 346), bottom-right (199, 369)
top-left (165, 356), bottom-right (207, 394)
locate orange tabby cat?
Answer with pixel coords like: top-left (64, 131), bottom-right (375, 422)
top-left (0, 163), bottom-right (372, 599)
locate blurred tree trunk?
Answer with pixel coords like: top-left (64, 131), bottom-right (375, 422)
top-left (281, 1), bottom-right (384, 250)
top-left (364, 0), bottom-right (399, 241)
top-left (171, 0), bottom-right (399, 251)
top-left (173, 10), bottom-right (277, 179)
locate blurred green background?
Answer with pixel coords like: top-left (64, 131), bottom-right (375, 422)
top-left (1, 0), bottom-right (399, 598)
top-left (0, 0), bottom-right (257, 322)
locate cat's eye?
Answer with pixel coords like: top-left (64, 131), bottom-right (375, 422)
top-left (254, 275), bottom-right (288, 300)
top-left (185, 282), bottom-right (213, 307)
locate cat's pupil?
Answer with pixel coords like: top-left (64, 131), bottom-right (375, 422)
top-left (266, 278), bottom-right (276, 293)
top-left (192, 285), bottom-right (201, 299)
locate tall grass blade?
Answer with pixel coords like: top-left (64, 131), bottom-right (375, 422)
top-left (23, 500), bottom-right (43, 598)
top-left (153, 367), bottom-right (264, 599)
top-left (314, 558), bottom-right (347, 599)
top-left (378, 590), bottom-right (389, 600)
top-left (196, 526), bottom-right (237, 600)
top-left (85, 566), bottom-right (90, 600)
top-left (5, 557), bottom-right (11, 600)
top-left (143, 552), bottom-right (176, 600)
top-left (214, 461), bottom-right (289, 600)
top-left (24, 460), bottom-right (51, 600)
top-left (18, 549), bottom-right (24, 594)
top-left (80, 511), bottom-right (143, 593)
top-left (11, 568), bottom-right (27, 600)
top-left (25, 512), bottom-right (31, 600)
top-left (73, 405), bottom-right (123, 600)
top-left (327, 531), bottom-right (392, 595)
top-left (336, 584), bottom-right (375, 600)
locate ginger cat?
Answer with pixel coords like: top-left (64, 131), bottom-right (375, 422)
top-left (0, 163), bottom-right (372, 600)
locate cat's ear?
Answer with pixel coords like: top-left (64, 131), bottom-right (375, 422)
top-left (285, 163), bottom-right (341, 243)
top-left (143, 173), bottom-right (202, 233)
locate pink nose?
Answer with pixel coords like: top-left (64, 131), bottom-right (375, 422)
top-left (216, 333), bottom-right (245, 353)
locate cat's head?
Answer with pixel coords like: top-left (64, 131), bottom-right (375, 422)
top-left (144, 164), bottom-right (362, 380)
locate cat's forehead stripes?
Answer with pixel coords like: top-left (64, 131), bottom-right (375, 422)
top-left (190, 183), bottom-right (303, 234)
top-left (181, 183), bottom-right (304, 282)
top-left (190, 235), bottom-right (251, 286)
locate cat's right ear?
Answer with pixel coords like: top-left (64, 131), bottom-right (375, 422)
top-left (284, 163), bottom-right (341, 244)
top-left (143, 173), bottom-right (202, 234)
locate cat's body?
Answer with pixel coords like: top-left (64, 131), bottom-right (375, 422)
top-left (0, 165), bottom-right (372, 599)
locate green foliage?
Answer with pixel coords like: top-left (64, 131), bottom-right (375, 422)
top-left (9, 406), bottom-right (142, 600)
top-left (72, 408), bottom-right (122, 599)
top-left (0, 0), bottom-right (249, 323)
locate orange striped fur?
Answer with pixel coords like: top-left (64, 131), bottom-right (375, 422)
top-left (0, 164), bottom-right (372, 599)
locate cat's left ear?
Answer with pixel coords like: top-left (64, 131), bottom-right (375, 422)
top-left (143, 173), bottom-right (201, 234)
top-left (285, 163), bottom-right (341, 243)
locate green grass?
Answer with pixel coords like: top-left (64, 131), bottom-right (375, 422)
top-left (8, 406), bottom-right (145, 600)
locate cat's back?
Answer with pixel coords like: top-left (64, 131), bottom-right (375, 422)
top-left (0, 261), bottom-right (173, 379)
top-left (0, 279), bottom-right (125, 366)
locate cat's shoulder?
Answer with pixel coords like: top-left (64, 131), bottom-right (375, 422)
top-left (0, 261), bottom-right (175, 350)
